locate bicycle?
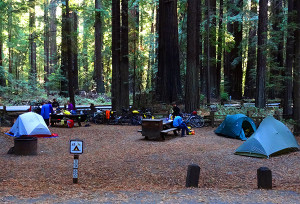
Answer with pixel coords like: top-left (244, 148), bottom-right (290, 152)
top-left (183, 112), bottom-right (205, 128)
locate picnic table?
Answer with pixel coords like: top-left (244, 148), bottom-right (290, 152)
top-left (50, 114), bottom-right (87, 127)
top-left (141, 119), bottom-right (180, 140)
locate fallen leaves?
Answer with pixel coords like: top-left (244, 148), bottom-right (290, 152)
top-left (0, 124), bottom-right (299, 200)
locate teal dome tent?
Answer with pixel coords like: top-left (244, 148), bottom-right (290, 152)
top-left (215, 114), bottom-right (256, 140)
top-left (235, 116), bottom-right (300, 158)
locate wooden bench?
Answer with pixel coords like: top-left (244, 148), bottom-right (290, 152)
top-left (160, 127), bottom-right (180, 140)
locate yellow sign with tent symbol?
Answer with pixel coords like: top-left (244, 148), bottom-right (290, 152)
top-left (70, 140), bottom-right (83, 154)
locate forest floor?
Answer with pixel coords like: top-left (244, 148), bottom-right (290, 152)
top-left (0, 124), bottom-right (300, 203)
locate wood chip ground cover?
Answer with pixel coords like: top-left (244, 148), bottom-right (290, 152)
top-left (0, 124), bottom-right (299, 199)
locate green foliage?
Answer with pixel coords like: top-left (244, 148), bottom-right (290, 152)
top-left (220, 92), bottom-right (229, 101)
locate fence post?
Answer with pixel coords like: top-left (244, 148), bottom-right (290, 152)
top-left (210, 111), bottom-right (215, 127)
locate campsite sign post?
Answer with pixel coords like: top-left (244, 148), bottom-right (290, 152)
top-left (70, 139), bottom-right (83, 184)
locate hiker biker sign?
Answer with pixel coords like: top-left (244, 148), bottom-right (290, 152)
top-left (70, 140), bottom-right (83, 154)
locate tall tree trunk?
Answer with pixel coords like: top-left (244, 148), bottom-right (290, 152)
top-left (71, 11), bottom-right (79, 94)
top-left (157, 0), bottom-right (181, 103)
top-left (206, 0), bottom-right (211, 104)
top-left (269, 0), bottom-right (284, 99)
top-left (283, 0), bottom-right (294, 117)
top-left (8, 1), bottom-right (13, 79)
top-left (230, 0), bottom-right (243, 100)
top-left (185, 0), bottom-right (199, 112)
top-left (82, 11), bottom-right (89, 92)
top-left (66, 0), bottom-right (75, 106)
top-left (61, 2), bottom-right (68, 96)
top-left (95, 0), bottom-right (105, 93)
top-left (131, 4), bottom-right (139, 107)
top-left (293, 0), bottom-right (300, 134)
top-left (209, 0), bottom-right (217, 98)
top-left (49, 0), bottom-right (57, 74)
top-left (216, 0), bottom-right (223, 98)
top-left (196, 0), bottom-right (202, 105)
top-left (120, 0), bottom-right (129, 109)
top-left (44, 0), bottom-right (50, 87)
top-left (0, 18), bottom-right (5, 87)
top-left (224, 0), bottom-right (234, 95)
top-left (111, 0), bottom-right (121, 111)
top-left (29, 0), bottom-right (37, 86)
top-left (244, 0), bottom-right (257, 99)
top-left (256, 0), bottom-right (268, 108)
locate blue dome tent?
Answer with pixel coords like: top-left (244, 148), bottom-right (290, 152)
top-left (235, 116), bottom-right (300, 158)
top-left (215, 114), bottom-right (256, 140)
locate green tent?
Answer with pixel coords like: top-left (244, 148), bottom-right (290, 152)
top-left (235, 116), bottom-right (300, 158)
top-left (215, 114), bottom-right (256, 140)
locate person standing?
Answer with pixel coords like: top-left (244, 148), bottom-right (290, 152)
top-left (41, 101), bottom-right (53, 126)
top-left (52, 99), bottom-right (60, 109)
top-left (172, 102), bottom-right (181, 118)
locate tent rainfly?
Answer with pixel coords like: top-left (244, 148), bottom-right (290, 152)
top-left (235, 116), bottom-right (300, 158)
top-left (214, 114), bottom-right (256, 140)
top-left (6, 112), bottom-right (54, 137)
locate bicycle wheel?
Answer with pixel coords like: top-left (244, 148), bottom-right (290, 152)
top-left (189, 116), bottom-right (205, 128)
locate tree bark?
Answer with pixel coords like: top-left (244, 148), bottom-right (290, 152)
top-left (44, 0), bottom-right (50, 87)
top-left (283, 0), bottom-right (294, 117)
top-left (244, 0), bottom-right (257, 99)
top-left (216, 0), bottom-right (223, 99)
top-left (269, 0), bottom-right (284, 99)
top-left (29, 0), bottom-right (37, 86)
top-left (95, 0), bottom-right (105, 93)
top-left (111, 0), bottom-right (121, 111)
top-left (120, 0), bottom-right (129, 109)
top-left (61, 2), bottom-right (68, 96)
top-left (256, 0), bottom-right (268, 108)
top-left (185, 0), bottom-right (199, 112)
top-left (293, 0), bottom-right (300, 133)
top-left (230, 0), bottom-right (243, 100)
top-left (49, 0), bottom-right (57, 74)
top-left (0, 16), bottom-right (5, 87)
top-left (66, 0), bottom-right (75, 106)
top-left (209, 0), bottom-right (217, 98)
top-left (71, 11), bottom-right (79, 94)
top-left (157, 0), bottom-right (181, 103)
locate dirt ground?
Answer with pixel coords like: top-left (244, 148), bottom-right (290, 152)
top-left (0, 124), bottom-right (300, 203)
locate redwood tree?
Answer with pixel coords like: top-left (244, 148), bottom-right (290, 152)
top-left (256, 0), bottom-right (268, 108)
top-left (185, 0), bottom-right (199, 112)
top-left (157, 0), bottom-right (181, 103)
top-left (283, 0), bottom-right (294, 117)
top-left (49, 0), bottom-right (57, 74)
top-left (29, 0), bottom-right (37, 86)
top-left (111, 0), bottom-right (121, 110)
top-left (244, 0), bottom-right (257, 99)
top-left (95, 0), bottom-right (105, 93)
top-left (293, 0), bottom-right (300, 134)
top-left (120, 0), bottom-right (129, 109)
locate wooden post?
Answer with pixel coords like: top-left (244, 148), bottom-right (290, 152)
top-left (210, 111), bottom-right (215, 127)
top-left (257, 167), bottom-right (272, 189)
top-left (73, 155), bottom-right (79, 183)
top-left (3, 105), bottom-right (6, 115)
top-left (186, 164), bottom-right (200, 187)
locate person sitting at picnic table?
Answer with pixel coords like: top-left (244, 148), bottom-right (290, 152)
top-left (41, 101), bottom-right (53, 127)
top-left (172, 102), bottom-right (180, 118)
top-left (67, 101), bottom-right (74, 111)
top-left (173, 114), bottom-right (191, 137)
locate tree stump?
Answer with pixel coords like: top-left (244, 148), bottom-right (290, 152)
top-left (257, 167), bottom-right (272, 189)
top-left (186, 164), bottom-right (200, 187)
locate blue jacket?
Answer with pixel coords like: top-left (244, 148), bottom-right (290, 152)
top-left (173, 116), bottom-right (183, 127)
top-left (41, 104), bottom-right (53, 119)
